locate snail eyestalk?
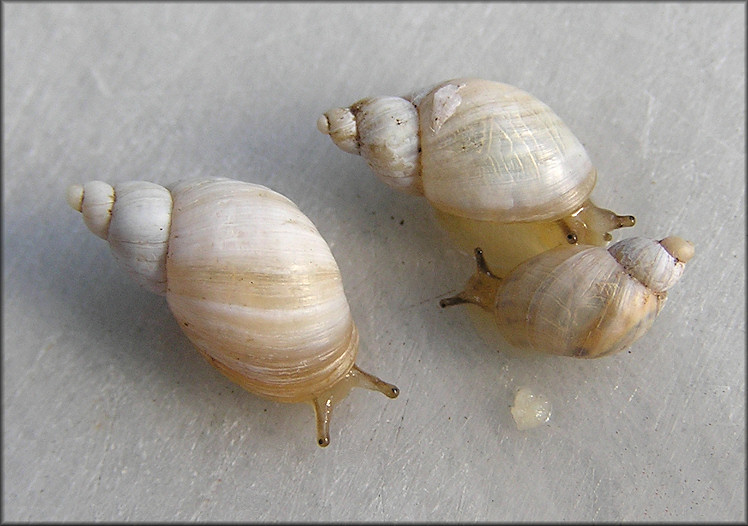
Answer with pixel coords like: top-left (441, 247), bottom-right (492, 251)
top-left (562, 200), bottom-right (636, 246)
top-left (310, 364), bottom-right (399, 448)
top-left (439, 248), bottom-right (501, 311)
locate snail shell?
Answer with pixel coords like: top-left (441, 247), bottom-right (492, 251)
top-left (318, 78), bottom-right (635, 274)
top-left (439, 236), bottom-right (694, 358)
top-left (66, 177), bottom-right (399, 447)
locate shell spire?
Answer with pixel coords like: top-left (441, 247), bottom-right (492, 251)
top-left (66, 180), bottom-right (173, 295)
top-left (318, 78), bottom-right (605, 222)
top-left (319, 78), bottom-right (637, 270)
top-left (608, 236), bottom-right (694, 293)
top-left (66, 181), bottom-right (114, 240)
top-left (318, 96), bottom-right (423, 195)
top-left (68, 177), bottom-right (399, 447)
top-left (440, 236), bottom-right (694, 358)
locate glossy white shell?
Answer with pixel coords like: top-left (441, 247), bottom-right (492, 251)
top-left (608, 236), bottom-right (690, 292)
top-left (416, 78), bottom-right (596, 222)
top-left (68, 178), bottom-right (399, 446)
top-left (320, 77), bottom-right (597, 222)
top-left (319, 97), bottom-right (421, 194)
top-left (68, 181), bottom-right (171, 294)
top-left (164, 179), bottom-right (357, 402)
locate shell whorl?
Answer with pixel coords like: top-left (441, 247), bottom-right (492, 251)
top-left (608, 236), bottom-right (694, 293)
top-left (440, 235), bottom-right (694, 358)
top-left (67, 180), bottom-right (172, 294)
top-left (319, 96), bottom-right (422, 195)
top-left (69, 177), bottom-right (401, 446)
top-left (163, 178), bottom-right (358, 403)
top-left (416, 78), bottom-right (597, 222)
top-left (66, 181), bottom-right (114, 239)
top-left (319, 78), bottom-right (599, 222)
top-left (493, 244), bottom-right (662, 357)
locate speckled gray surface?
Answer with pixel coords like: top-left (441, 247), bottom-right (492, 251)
top-left (3, 3), bottom-right (745, 521)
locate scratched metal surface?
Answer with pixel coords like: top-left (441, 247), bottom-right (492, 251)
top-left (3, 3), bottom-right (744, 521)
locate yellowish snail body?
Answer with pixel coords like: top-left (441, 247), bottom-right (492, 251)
top-left (439, 236), bottom-right (694, 358)
top-left (318, 77), bottom-right (636, 275)
top-left (66, 177), bottom-right (399, 447)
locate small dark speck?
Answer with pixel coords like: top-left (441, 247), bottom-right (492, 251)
top-left (399, 219), bottom-right (404, 225)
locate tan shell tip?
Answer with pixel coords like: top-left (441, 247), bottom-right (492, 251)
top-left (659, 236), bottom-right (695, 263)
top-left (316, 114), bottom-right (330, 135)
top-left (66, 184), bottom-right (84, 212)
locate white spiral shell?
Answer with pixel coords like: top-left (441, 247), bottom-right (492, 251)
top-left (320, 77), bottom-right (609, 221)
top-left (319, 77), bottom-right (636, 271)
top-left (440, 236), bottom-right (694, 358)
top-left (416, 78), bottom-right (596, 223)
top-left (67, 180), bottom-right (172, 294)
top-left (67, 177), bottom-right (399, 447)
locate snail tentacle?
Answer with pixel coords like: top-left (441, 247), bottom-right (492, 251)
top-left (439, 248), bottom-right (501, 311)
top-left (310, 364), bottom-right (399, 447)
top-left (561, 200), bottom-right (637, 246)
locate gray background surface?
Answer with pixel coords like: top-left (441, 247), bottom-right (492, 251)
top-left (3, 2), bottom-right (745, 521)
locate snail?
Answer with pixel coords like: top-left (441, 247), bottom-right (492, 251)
top-left (318, 77), bottom-right (636, 275)
top-left (439, 236), bottom-right (694, 358)
top-left (66, 177), bottom-right (399, 447)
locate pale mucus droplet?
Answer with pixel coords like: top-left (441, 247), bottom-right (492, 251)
top-left (510, 386), bottom-right (552, 431)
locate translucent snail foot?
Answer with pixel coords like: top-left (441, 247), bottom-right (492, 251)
top-left (310, 364), bottom-right (399, 447)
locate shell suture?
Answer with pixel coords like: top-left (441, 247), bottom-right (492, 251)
top-left (440, 236), bottom-right (694, 358)
top-left (319, 77), bottom-right (636, 271)
top-left (321, 78), bottom-right (600, 223)
top-left (68, 177), bottom-right (399, 447)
